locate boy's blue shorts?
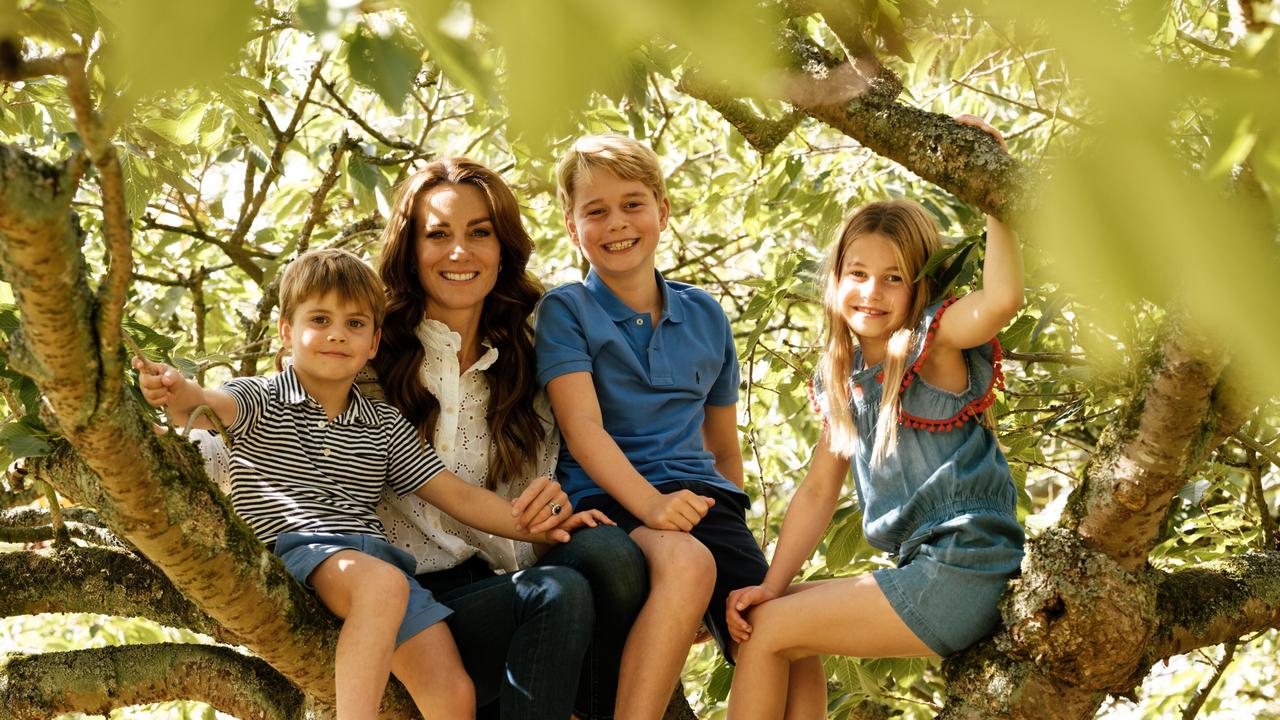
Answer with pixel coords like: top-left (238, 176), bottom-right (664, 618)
top-left (272, 531), bottom-right (453, 647)
top-left (577, 480), bottom-right (767, 662)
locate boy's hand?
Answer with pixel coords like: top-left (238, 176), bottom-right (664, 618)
top-left (131, 356), bottom-right (185, 408)
top-left (725, 583), bottom-right (779, 643)
top-left (641, 490), bottom-right (715, 532)
top-left (511, 475), bottom-right (572, 534)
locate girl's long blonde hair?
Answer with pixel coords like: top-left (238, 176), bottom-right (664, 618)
top-left (820, 199), bottom-right (941, 466)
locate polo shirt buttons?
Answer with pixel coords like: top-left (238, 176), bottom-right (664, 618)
top-left (323, 448), bottom-right (331, 456)
top-left (316, 420), bottom-right (325, 428)
top-left (635, 318), bottom-right (644, 325)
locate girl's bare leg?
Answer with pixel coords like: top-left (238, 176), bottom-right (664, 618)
top-left (392, 623), bottom-right (475, 719)
top-left (728, 575), bottom-right (933, 720)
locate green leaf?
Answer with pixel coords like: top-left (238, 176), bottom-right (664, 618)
top-left (824, 509), bottom-right (864, 569)
top-left (704, 658), bottom-right (735, 702)
top-left (998, 313), bottom-right (1036, 352)
top-left (346, 26), bottom-right (422, 113)
top-left (0, 419), bottom-right (50, 459)
top-left (102, 0), bottom-right (257, 96)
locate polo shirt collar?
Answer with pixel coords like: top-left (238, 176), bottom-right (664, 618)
top-left (275, 365), bottom-right (379, 426)
top-left (583, 269), bottom-right (685, 324)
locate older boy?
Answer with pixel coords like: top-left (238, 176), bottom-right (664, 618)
top-left (136, 249), bottom-right (574, 720)
top-left (536, 135), bottom-right (826, 718)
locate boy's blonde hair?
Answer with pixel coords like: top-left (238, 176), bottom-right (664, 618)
top-left (278, 248), bottom-right (386, 329)
top-left (820, 200), bottom-right (941, 466)
top-left (555, 134), bottom-right (666, 211)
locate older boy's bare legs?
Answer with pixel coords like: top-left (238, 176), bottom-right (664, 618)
top-left (727, 575), bottom-right (933, 720)
top-left (310, 550), bottom-right (472, 720)
top-left (615, 527), bottom-right (716, 720)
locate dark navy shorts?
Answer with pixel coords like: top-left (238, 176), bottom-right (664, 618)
top-left (577, 480), bottom-right (768, 661)
top-left (273, 531), bottom-right (453, 647)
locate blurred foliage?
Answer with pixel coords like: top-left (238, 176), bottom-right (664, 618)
top-left (0, 0), bottom-right (1277, 717)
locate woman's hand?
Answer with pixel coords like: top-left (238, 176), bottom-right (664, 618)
top-left (955, 113), bottom-right (1007, 151)
top-left (511, 475), bottom-right (571, 534)
top-left (559, 508), bottom-right (616, 531)
top-left (725, 583), bottom-right (780, 643)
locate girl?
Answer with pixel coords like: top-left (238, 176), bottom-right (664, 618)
top-left (725, 116), bottom-right (1026, 718)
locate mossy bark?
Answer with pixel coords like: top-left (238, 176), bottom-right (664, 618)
top-left (0, 644), bottom-right (303, 720)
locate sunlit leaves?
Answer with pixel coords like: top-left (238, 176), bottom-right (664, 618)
top-left (345, 24), bottom-right (422, 112)
top-left (93, 0), bottom-right (257, 97)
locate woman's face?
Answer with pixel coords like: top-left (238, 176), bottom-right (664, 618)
top-left (413, 183), bottom-right (502, 320)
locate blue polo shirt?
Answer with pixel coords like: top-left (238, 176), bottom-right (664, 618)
top-left (535, 269), bottom-right (745, 505)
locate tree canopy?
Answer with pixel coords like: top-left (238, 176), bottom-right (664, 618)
top-left (0, 1), bottom-right (1277, 718)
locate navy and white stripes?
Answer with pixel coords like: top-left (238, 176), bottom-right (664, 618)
top-left (221, 367), bottom-right (446, 545)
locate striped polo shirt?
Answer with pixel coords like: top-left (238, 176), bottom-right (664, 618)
top-left (221, 367), bottom-right (446, 545)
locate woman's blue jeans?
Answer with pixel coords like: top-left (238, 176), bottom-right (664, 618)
top-left (414, 525), bottom-right (648, 720)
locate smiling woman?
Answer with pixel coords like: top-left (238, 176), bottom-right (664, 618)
top-left (369, 157), bottom-right (649, 720)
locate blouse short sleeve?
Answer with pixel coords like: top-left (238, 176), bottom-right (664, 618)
top-left (898, 297), bottom-right (1005, 432)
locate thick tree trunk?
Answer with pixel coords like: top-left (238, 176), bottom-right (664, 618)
top-left (0, 145), bottom-right (415, 716)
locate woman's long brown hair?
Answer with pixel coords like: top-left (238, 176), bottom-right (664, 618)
top-left (373, 158), bottom-right (546, 490)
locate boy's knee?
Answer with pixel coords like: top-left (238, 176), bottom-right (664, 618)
top-left (648, 534), bottom-right (715, 589)
top-left (356, 561), bottom-right (410, 606)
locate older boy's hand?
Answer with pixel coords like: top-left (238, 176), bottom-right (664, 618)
top-left (131, 356), bottom-right (183, 408)
top-left (725, 583), bottom-right (779, 644)
top-left (641, 490), bottom-right (715, 532)
top-left (511, 476), bottom-right (572, 534)
top-left (560, 509), bottom-right (615, 531)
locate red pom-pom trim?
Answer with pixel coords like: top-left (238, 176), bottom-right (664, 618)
top-left (807, 376), bottom-right (830, 432)
top-left (897, 296), bottom-right (1005, 433)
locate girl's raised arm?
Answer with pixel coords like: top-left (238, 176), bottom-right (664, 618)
top-left (934, 116), bottom-right (1024, 351)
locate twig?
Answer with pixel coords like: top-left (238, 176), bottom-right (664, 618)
top-left (1234, 431), bottom-right (1280, 470)
top-left (744, 343), bottom-right (770, 550)
top-left (296, 133), bottom-right (355, 255)
top-left (1244, 449), bottom-right (1277, 549)
top-left (1180, 641), bottom-right (1238, 720)
top-left (320, 77), bottom-right (421, 151)
top-left (1004, 351), bottom-right (1086, 366)
top-left (951, 78), bottom-right (1087, 128)
top-left (62, 54), bottom-right (133, 398)
top-left (184, 406), bottom-right (232, 449)
top-left (35, 480), bottom-right (71, 547)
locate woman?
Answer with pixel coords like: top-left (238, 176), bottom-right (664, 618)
top-left (371, 157), bottom-right (648, 718)
top-left (201, 157), bottom-right (648, 719)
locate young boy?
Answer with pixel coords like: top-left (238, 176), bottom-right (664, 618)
top-left (536, 135), bottom-right (826, 718)
top-left (134, 248), bottom-right (575, 720)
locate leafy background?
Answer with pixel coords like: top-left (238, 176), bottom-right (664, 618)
top-left (1, 0), bottom-right (1277, 717)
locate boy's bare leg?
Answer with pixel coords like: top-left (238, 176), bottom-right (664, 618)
top-left (391, 623), bottom-right (475, 719)
top-left (310, 550), bottom-right (411, 720)
top-left (615, 527), bottom-right (716, 720)
top-left (728, 575), bottom-right (932, 720)
top-left (782, 656), bottom-right (826, 720)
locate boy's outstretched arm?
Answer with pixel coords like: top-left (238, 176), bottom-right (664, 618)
top-left (131, 357), bottom-right (237, 429)
top-left (702, 403), bottom-right (744, 489)
top-left (935, 116), bottom-right (1024, 351)
top-left (548, 371), bottom-right (715, 532)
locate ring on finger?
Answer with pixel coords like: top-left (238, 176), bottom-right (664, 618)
top-left (547, 501), bottom-right (563, 515)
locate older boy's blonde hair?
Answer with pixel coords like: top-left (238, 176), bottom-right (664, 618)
top-left (278, 248), bottom-right (386, 329)
top-left (555, 134), bottom-right (666, 211)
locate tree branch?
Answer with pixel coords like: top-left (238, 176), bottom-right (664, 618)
top-left (61, 54), bottom-right (132, 399)
top-left (296, 133), bottom-right (356, 255)
top-left (0, 545), bottom-right (234, 641)
top-left (676, 71), bottom-right (803, 154)
top-left (1149, 551), bottom-right (1280, 659)
top-left (0, 644), bottom-right (304, 720)
top-left (1071, 317), bottom-right (1230, 570)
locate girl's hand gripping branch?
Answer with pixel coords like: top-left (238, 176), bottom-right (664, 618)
top-left (934, 115), bottom-right (1024, 351)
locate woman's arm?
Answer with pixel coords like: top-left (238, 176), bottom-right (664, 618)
top-left (548, 371), bottom-right (715, 532)
top-left (414, 469), bottom-right (571, 544)
top-left (702, 403), bottom-right (744, 489)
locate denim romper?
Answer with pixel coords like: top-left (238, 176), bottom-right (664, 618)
top-left (812, 297), bottom-right (1024, 656)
